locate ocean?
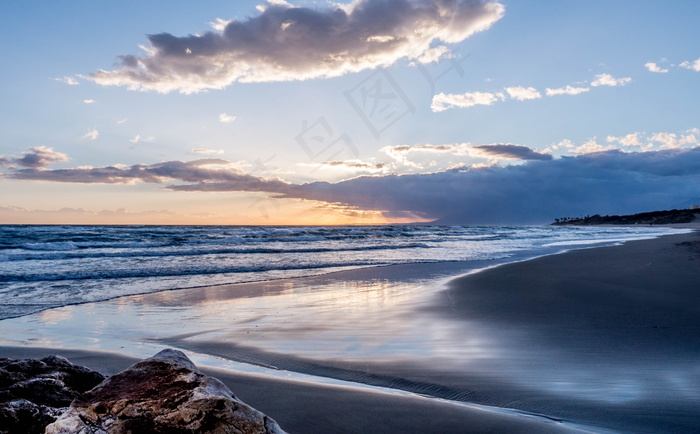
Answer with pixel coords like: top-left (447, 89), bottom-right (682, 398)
top-left (0, 224), bottom-right (681, 321)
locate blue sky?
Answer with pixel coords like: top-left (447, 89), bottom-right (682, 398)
top-left (1, 0), bottom-right (699, 224)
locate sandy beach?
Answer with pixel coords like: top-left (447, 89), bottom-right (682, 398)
top-left (2, 229), bottom-right (699, 433)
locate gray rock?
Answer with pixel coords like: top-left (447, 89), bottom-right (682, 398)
top-left (46, 349), bottom-right (286, 434)
top-left (0, 355), bottom-right (105, 434)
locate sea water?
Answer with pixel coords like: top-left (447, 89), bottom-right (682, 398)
top-left (0, 224), bottom-right (681, 320)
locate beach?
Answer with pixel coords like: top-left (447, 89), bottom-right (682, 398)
top-left (2, 229), bottom-right (699, 433)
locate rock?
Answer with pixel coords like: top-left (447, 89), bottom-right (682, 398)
top-left (0, 399), bottom-right (64, 434)
top-left (0, 355), bottom-right (106, 434)
top-left (46, 349), bottom-right (286, 434)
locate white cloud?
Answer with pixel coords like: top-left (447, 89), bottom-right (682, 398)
top-left (504, 86), bottom-right (541, 101)
top-left (570, 138), bottom-right (614, 155)
top-left (54, 76), bottom-right (79, 85)
top-left (83, 99), bottom-right (95, 104)
top-left (591, 73), bottom-right (632, 87)
top-left (117, 119), bottom-right (128, 124)
top-left (306, 160), bottom-right (387, 172)
top-left (650, 132), bottom-right (680, 149)
top-left (129, 135), bottom-right (154, 144)
top-left (545, 85), bottom-right (590, 96)
top-left (606, 133), bottom-right (644, 148)
top-left (219, 113), bottom-right (237, 123)
top-left (415, 45), bottom-right (452, 64)
top-left (209, 18), bottom-right (233, 32)
top-left (257, 0), bottom-right (292, 12)
top-left (680, 133), bottom-right (698, 146)
top-left (89, 0), bottom-right (504, 93)
top-left (382, 143), bottom-right (468, 160)
top-left (595, 129), bottom-right (700, 152)
top-left (431, 91), bottom-right (505, 112)
top-left (192, 148), bottom-right (225, 155)
top-left (679, 57), bottom-right (700, 72)
top-left (551, 139), bottom-right (575, 150)
top-left (83, 129), bottom-right (99, 140)
top-left (644, 62), bottom-right (669, 73)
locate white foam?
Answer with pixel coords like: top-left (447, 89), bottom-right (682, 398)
top-left (22, 241), bottom-right (78, 251)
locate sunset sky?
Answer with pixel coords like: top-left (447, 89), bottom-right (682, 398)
top-left (2, 0), bottom-right (700, 225)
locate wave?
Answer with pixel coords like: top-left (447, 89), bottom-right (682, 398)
top-left (21, 241), bottom-right (79, 251)
top-left (1, 243), bottom-right (430, 262)
top-left (0, 259), bottom-right (403, 283)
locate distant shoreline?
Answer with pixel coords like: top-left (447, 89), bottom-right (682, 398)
top-left (552, 208), bottom-right (700, 226)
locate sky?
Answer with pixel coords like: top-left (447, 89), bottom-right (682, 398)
top-left (1, 0), bottom-right (700, 225)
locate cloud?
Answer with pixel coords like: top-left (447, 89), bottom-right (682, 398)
top-left (54, 76), bottom-right (79, 85)
top-left (129, 135), bottom-right (155, 144)
top-left (83, 129), bottom-right (99, 140)
top-left (431, 91), bottom-right (504, 111)
top-left (551, 139), bottom-right (575, 150)
top-left (83, 99), bottom-right (96, 104)
top-left (591, 73), bottom-right (632, 87)
top-left (4, 146), bottom-right (700, 224)
top-left (679, 57), bottom-right (700, 72)
top-left (192, 148), bottom-right (225, 155)
top-left (0, 146), bottom-right (69, 169)
top-left (570, 138), bottom-right (615, 155)
top-left (470, 143), bottom-right (552, 160)
top-left (603, 130), bottom-right (698, 151)
top-left (280, 147), bottom-right (700, 224)
top-left (650, 132), bottom-right (681, 149)
top-left (433, 70), bottom-right (634, 111)
top-left (606, 133), bottom-right (646, 149)
top-left (308, 160), bottom-right (387, 172)
top-left (504, 86), bottom-right (541, 101)
top-left (219, 113), bottom-right (237, 123)
top-left (644, 62), bottom-right (669, 73)
top-left (4, 156), bottom-right (296, 196)
top-left (89, 0), bottom-right (505, 93)
top-left (648, 131), bottom-right (698, 150)
top-left (382, 143), bottom-right (466, 159)
top-left (545, 85), bottom-right (589, 96)
top-left (415, 45), bottom-right (452, 64)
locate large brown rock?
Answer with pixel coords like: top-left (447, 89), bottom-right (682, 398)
top-left (46, 349), bottom-right (286, 434)
top-left (0, 355), bottom-right (106, 434)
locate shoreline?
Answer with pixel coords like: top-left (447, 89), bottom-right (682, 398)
top-left (1, 228), bottom-right (699, 432)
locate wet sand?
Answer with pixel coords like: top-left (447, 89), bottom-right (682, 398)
top-left (2, 230), bottom-right (700, 432)
top-left (0, 346), bottom-right (587, 433)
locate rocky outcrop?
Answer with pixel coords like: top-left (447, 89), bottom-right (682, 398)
top-left (46, 349), bottom-right (286, 434)
top-left (0, 355), bottom-right (106, 434)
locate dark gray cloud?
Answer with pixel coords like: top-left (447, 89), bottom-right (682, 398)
top-left (7, 158), bottom-right (295, 194)
top-left (471, 143), bottom-right (552, 160)
top-left (283, 148), bottom-right (700, 223)
top-left (5, 146), bottom-right (700, 224)
top-left (0, 146), bottom-right (69, 169)
top-left (90, 0), bottom-right (504, 93)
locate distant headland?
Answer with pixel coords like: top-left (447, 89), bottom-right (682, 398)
top-left (552, 207), bottom-right (700, 226)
